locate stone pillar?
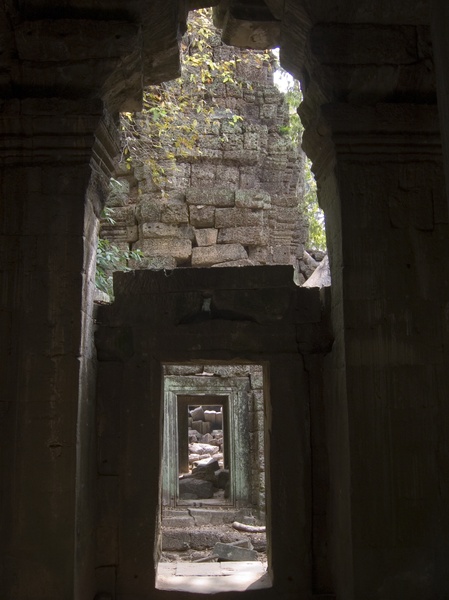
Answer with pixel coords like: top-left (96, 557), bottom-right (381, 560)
top-left (431, 0), bottom-right (449, 211)
top-left (177, 398), bottom-right (190, 475)
top-left (303, 101), bottom-right (449, 599)
top-left (0, 4), bottom-right (184, 599)
top-left (0, 98), bottom-right (109, 600)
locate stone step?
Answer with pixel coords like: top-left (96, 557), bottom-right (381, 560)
top-left (163, 516), bottom-right (195, 528)
top-left (189, 508), bottom-right (238, 525)
top-left (161, 527), bottom-right (250, 552)
top-left (162, 506), bottom-right (255, 527)
top-left (162, 509), bottom-right (190, 518)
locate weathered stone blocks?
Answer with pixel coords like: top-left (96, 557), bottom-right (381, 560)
top-left (101, 34), bottom-right (308, 279)
top-left (235, 189), bottom-right (271, 209)
top-left (161, 203), bottom-right (189, 224)
top-left (195, 228), bottom-right (218, 246)
top-left (136, 197), bottom-right (162, 223)
top-left (271, 245), bottom-right (293, 264)
top-left (135, 238), bottom-right (192, 263)
top-left (215, 207), bottom-right (264, 228)
top-left (213, 258), bottom-right (255, 267)
top-left (192, 244), bottom-right (248, 266)
top-left (186, 188), bottom-right (235, 207)
top-left (249, 246), bottom-right (269, 263)
top-left (178, 478), bottom-right (214, 499)
top-left (108, 178), bottom-right (130, 207)
top-left (141, 223), bottom-right (181, 238)
top-left (218, 226), bottom-right (268, 246)
top-left (189, 205), bottom-right (216, 228)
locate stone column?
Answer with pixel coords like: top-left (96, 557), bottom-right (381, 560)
top-left (303, 100), bottom-right (449, 599)
top-left (0, 98), bottom-right (111, 600)
top-left (431, 0), bottom-right (449, 211)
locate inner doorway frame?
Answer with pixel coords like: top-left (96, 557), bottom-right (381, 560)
top-left (162, 373), bottom-right (253, 509)
top-left (177, 394), bottom-right (229, 477)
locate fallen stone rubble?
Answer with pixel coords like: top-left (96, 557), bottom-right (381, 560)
top-left (180, 419), bottom-right (230, 500)
top-left (160, 509), bottom-right (267, 563)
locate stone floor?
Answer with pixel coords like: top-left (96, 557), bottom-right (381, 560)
top-left (156, 561), bottom-right (271, 593)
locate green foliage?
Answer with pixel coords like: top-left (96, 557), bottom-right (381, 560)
top-left (119, 9), bottom-right (269, 188)
top-left (96, 208), bottom-right (143, 298)
top-left (274, 65), bottom-right (326, 251)
top-left (303, 169), bottom-right (326, 251)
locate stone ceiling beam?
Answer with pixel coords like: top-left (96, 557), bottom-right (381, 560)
top-left (1, 0), bottom-right (187, 113)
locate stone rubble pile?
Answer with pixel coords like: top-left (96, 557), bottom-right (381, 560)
top-left (188, 405), bottom-right (223, 434)
top-left (179, 456), bottom-right (230, 500)
top-left (161, 507), bottom-right (267, 561)
top-left (180, 409), bottom-right (230, 500)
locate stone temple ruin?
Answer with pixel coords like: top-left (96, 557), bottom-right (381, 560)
top-left (4, 2), bottom-right (449, 599)
top-left (159, 364), bottom-right (267, 568)
top-left (99, 29), bottom-right (324, 285)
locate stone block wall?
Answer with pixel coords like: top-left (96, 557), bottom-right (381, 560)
top-left (100, 35), bottom-right (312, 280)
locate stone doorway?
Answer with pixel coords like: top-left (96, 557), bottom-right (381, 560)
top-left (177, 396), bottom-right (230, 503)
top-left (157, 364), bottom-right (269, 592)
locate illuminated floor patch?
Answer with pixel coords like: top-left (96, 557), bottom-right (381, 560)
top-left (156, 561), bottom-right (271, 593)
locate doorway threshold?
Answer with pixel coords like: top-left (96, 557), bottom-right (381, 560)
top-left (156, 561), bottom-right (272, 593)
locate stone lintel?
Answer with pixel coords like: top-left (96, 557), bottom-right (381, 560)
top-left (113, 265), bottom-right (296, 296)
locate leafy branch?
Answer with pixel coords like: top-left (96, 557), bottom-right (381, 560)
top-left (96, 208), bottom-right (143, 298)
top-left (119, 9), bottom-right (268, 188)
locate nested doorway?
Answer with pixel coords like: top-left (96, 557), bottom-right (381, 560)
top-left (157, 365), bottom-right (269, 592)
top-left (177, 395), bottom-right (231, 504)
top-left (162, 372), bottom-right (258, 509)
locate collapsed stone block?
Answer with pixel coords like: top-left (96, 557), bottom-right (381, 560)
top-left (214, 542), bottom-right (258, 562)
top-left (200, 421), bottom-right (212, 434)
top-left (191, 458), bottom-right (220, 482)
top-left (191, 421), bottom-right (203, 433)
top-left (189, 443), bottom-right (218, 456)
top-left (179, 477), bottom-right (214, 499)
top-left (216, 468), bottom-right (230, 490)
top-left (190, 406), bottom-right (205, 421)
